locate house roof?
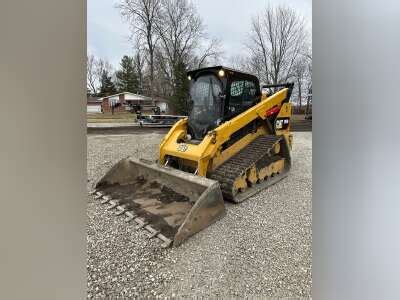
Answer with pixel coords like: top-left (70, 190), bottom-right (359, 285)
top-left (87, 96), bottom-right (102, 103)
top-left (98, 92), bottom-right (152, 101)
top-left (187, 65), bottom-right (257, 80)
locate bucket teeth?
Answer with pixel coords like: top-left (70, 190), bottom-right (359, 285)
top-left (124, 211), bottom-right (137, 222)
top-left (145, 225), bottom-right (160, 239)
top-left (149, 231), bottom-right (160, 239)
top-left (96, 198), bottom-right (173, 248)
top-left (100, 196), bottom-right (112, 204)
top-left (135, 218), bottom-right (149, 230)
top-left (157, 233), bottom-right (172, 248)
top-left (107, 200), bottom-right (119, 210)
top-left (94, 186), bottom-right (178, 248)
top-left (115, 205), bottom-right (128, 216)
top-left (160, 240), bottom-right (172, 248)
top-left (94, 192), bottom-right (103, 200)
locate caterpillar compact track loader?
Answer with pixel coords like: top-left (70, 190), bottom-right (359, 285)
top-left (91, 66), bottom-right (294, 247)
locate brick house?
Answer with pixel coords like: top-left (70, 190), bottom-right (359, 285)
top-left (98, 92), bottom-right (172, 114)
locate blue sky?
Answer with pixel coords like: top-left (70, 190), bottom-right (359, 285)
top-left (88, 0), bottom-right (312, 68)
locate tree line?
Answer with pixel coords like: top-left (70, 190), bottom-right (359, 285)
top-left (87, 55), bottom-right (142, 97)
top-left (232, 5), bottom-right (312, 114)
top-left (87, 0), bottom-right (311, 115)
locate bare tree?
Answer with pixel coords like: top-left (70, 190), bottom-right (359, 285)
top-left (155, 0), bottom-right (203, 80)
top-left (116, 0), bottom-right (223, 104)
top-left (95, 58), bottom-right (114, 84)
top-left (154, 48), bottom-right (173, 93)
top-left (155, 0), bottom-right (222, 85)
top-left (246, 15), bottom-right (271, 84)
top-left (193, 38), bottom-right (223, 68)
top-left (87, 55), bottom-right (114, 95)
top-left (152, 0), bottom-right (225, 113)
top-left (228, 54), bottom-right (260, 76)
top-left (118, 0), bottom-right (162, 99)
top-left (87, 54), bottom-right (97, 95)
top-left (132, 38), bottom-right (147, 94)
top-left (247, 6), bottom-right (307, 84)
top-left (304, 47), bottom-right (312, 115)
top-left (134, 51), bottom-right (145, 94)
top-left (293, 57), bottom-right (307, 113)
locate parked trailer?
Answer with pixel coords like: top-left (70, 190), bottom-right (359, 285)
top-left (138, 115), bottom-right (187, 127)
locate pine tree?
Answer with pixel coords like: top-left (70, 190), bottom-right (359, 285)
top-left (169, 60), bottom-right (190, 114)
top-left (99, 70), bottom-right (117, 96)
top-left (115, 55), bottom-right (139, 93)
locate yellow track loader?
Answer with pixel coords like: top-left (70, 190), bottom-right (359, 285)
top-left (92, 66), bottom-right (294, 247)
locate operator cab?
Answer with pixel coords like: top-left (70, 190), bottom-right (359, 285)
top-left (187, 66), bottom-right (261, 140)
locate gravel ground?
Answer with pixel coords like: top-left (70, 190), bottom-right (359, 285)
top-left (87, 132), bottom-right (312, 298)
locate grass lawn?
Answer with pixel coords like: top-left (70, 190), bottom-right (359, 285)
top-left (87, 112), bottom-right (137, 123)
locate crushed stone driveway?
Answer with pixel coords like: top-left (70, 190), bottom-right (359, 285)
top-left (87, 132), bottom-right (312, 298)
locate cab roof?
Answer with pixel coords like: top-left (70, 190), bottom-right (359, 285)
top-left (187, 65), bottom-right (259, 83)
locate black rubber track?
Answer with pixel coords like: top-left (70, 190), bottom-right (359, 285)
top-left (209, 135), bottom-right (286, 201)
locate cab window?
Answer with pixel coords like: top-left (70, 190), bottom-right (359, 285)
top-left (228, 80), bottom-right (257, 114)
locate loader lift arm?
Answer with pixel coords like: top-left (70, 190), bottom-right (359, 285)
top-left (159, 84), bottom-right (293, 177)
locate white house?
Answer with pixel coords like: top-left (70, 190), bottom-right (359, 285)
top-left (86, 96), bottom-right (102, 113)
top-left (94, 92), bottom-right (172, 114)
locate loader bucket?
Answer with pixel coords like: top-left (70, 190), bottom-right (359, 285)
top-left (94, 158), bottom-right (225, 247)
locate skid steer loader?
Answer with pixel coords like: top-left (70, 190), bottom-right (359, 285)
top-left (91, 66), bottom-right (294, 247)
